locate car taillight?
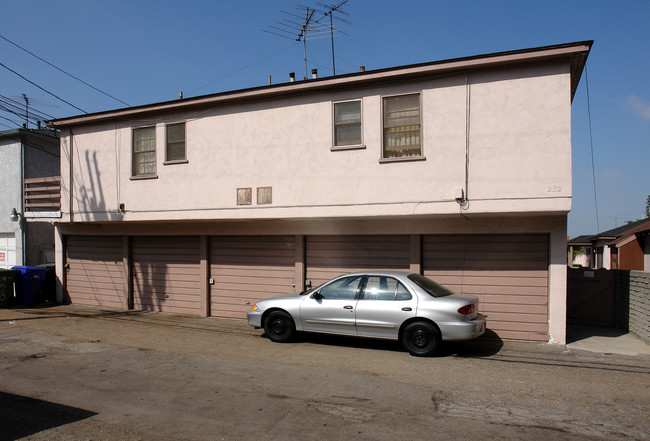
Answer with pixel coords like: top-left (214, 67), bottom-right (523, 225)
top-left (457, 304), bottom-right (475, 314)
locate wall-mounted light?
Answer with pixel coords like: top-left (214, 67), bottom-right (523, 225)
top-left (9, 208), bottom-right (20, 222)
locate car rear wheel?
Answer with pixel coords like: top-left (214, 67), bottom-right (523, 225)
top-left (401, 321), bottom-right (440, 356)
top-left (264, 311), bottom-right (295, 343)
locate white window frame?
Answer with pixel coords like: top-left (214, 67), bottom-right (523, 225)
top-left (131, 125), bottom-right (157, 178)
top-left (331, 99), bottom-right (365, 151)
top-left (164, 121), bottom-right (188, 164)
top-left (380, 92), bottom-right (425, 162)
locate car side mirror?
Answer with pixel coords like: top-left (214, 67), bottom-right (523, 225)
top-left (311, 291), bottom-right (323, 300)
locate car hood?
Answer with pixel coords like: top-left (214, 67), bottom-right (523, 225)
top-left (256, 293), bottom-right (305, 306)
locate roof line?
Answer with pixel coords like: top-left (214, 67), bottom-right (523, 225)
top-left (49, 40), bottom-right (593, 128)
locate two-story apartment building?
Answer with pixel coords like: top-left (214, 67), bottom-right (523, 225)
top-left (49, 41), bottom-right (592, 344)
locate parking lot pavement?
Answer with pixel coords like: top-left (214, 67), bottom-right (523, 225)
top-left (1, 304), bottom-right (649, 441)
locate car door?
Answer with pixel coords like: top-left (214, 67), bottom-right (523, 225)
top-left (354, 275), bottom-right (417, 339)
top-left (299, 275), bottom-right (364, 336)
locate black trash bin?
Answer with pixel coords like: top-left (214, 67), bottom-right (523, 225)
top-left (12, 266), bottom-right (48, 306)
top-left (0, 269), bottom-right (16, 308)
top-left (37, 264), bottom-right (56, 303)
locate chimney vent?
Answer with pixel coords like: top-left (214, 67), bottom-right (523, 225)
top-left (311, 68), bottom-right (318, 79)
top-left (359, 66), bottom-right (365, 72)
top-left (179, 91), bottom-right (183, 99)
top-left (289, 72), bottom-right (295, 82)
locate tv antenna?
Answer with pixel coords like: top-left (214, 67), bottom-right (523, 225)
top-left (264, 1), bottom-right (351, 79)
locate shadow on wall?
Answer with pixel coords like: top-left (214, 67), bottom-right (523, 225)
top-left (74, 149), bottom-right (121, 221)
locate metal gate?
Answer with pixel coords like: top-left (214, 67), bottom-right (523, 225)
top-left (567, 268), bottom-right (615, 327)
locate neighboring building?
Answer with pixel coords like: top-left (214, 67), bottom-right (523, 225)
top-left (49, 41), bottom-right (592, 344)
top-left (570, 218), bottom-right (650, 271)
top-left (0, 128), bottom-right (60, 269)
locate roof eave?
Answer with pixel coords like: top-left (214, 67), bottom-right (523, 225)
top-left (48, 40), bottom-right (593, 129)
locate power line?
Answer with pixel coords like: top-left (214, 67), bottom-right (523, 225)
top-left (0, 95), bottom-right (55, 121)
top-left (0, 33), bottom-right (130, 107)
top-left (585, 65), bottom-right (600, 233)
top-left (188, 42), bottom-right (299, 95)
top-left (0, 60), bottom-right (87, 114)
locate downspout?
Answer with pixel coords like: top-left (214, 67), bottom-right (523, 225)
top-left (19, 132), bottom-right (25, 265)
top-left (458, 71), bottom-right (471, 210)
top-left (69, 128), bottom-right (74, 223)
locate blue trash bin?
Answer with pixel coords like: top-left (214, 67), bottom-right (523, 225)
top-left (11, 266), bottom-right (48, 306)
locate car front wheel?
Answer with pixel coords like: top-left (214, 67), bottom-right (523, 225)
top-left (263, 311), bottom-right (295, 343)
top-left (401, 321), bottom-right (440, 356)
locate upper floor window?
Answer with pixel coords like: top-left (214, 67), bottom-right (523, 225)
top-left (166, 122), bottom-right (186, 162)
top-left (333, 100), bottom-right (362, 148)
top-left (382, 93), bottom-right (421, 159)
top-left (132, 126), bottom-right (156, 176)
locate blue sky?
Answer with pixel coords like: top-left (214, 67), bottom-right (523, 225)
top-left (1, 0), bottom-right (648, 237)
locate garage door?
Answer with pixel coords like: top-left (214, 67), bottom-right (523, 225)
top-left (0, 233), bottom-right (17, 269)
top-left (423, 234), bottom-right (549, 341)
top-left (306, 235), bottom-right (410, 289)
top-left (209, 236), bottom-right (297, 318)
top-left (132, 236), bottom-right (202, 315)
top-left (65, 235), bottom-right (126, 308)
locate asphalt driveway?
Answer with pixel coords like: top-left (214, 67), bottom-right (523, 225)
top-left (1, 305), bottom-right (649, 440)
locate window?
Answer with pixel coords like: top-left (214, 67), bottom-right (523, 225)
top-left (237, 188), bottom-right (252, 205)
top-left (166, 122), bottom-right (186, 162)
top-left (362, 276), bottom-right (411, 300)
top-left (382, 93), bottom-right (421, 159)
top-left (319, 275), bottom-right (364, 300)
top-left (407, 273), bottom-right (452, 298)
top-left (132, 126), bottom-right (156, 176)
top-left (257, 187), bottom-right (272, 205)
top-left (333, 100), bottom-right (362, 147)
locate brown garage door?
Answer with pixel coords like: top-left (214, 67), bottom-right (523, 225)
top-left (423, 234), bottom-right (549, 341)
top-left (209, 236), bottom-right (297, 318)
top-left (306, 235), bottom-right (410, 289)
top-left (65, 235), bottom-right (126, 308)
top-left (132, 236), bottom-right (202, 315)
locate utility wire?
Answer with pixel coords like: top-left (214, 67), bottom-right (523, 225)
top-left (188, 42), bottom-right (299, 95)
top-left (0, 96), bottom-right (54, 121)
top-left (585, 65), bottom-right (600, 233)
top-left (0, 61), bottom-right (87, 114)
top-left (0, 34), bottom-right (130, 107)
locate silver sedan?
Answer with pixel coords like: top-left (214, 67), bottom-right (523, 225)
top-left (247, 271), bottom-right (486, 356)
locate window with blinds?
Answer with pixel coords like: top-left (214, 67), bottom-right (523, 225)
top-left (132, 126), bottom-right (156, 176)
top-left (382, 94), bottom-right (421, 159)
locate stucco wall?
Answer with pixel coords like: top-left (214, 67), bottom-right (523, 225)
top-left (0, 136), bottom-right (23, 266)
top-left (616, 270), bottom-right (650, 345)
top-left (59, 61), bottom-right (573, 224)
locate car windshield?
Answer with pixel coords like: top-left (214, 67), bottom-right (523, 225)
top-left (407, 274), bottom-right (453, 298)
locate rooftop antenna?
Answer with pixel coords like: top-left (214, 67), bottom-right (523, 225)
top-left (315, 1), bottom-right (352, 76)
top-left (264, 2), bottom-right (350, 79)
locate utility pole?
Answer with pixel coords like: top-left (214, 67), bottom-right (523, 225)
top-left (23, 94), bottom-right (29, 128)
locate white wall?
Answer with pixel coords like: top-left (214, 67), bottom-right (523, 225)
top-left (0, 136), bottom-right (23, 266)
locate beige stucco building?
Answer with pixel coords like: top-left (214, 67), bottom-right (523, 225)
top-left (49, 41), bottom-right (592, 344)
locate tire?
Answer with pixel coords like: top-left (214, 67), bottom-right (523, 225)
top-left (263, 311), bottom-right (296, 343)
top-left (401, 321), bottom-right (440, 357)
